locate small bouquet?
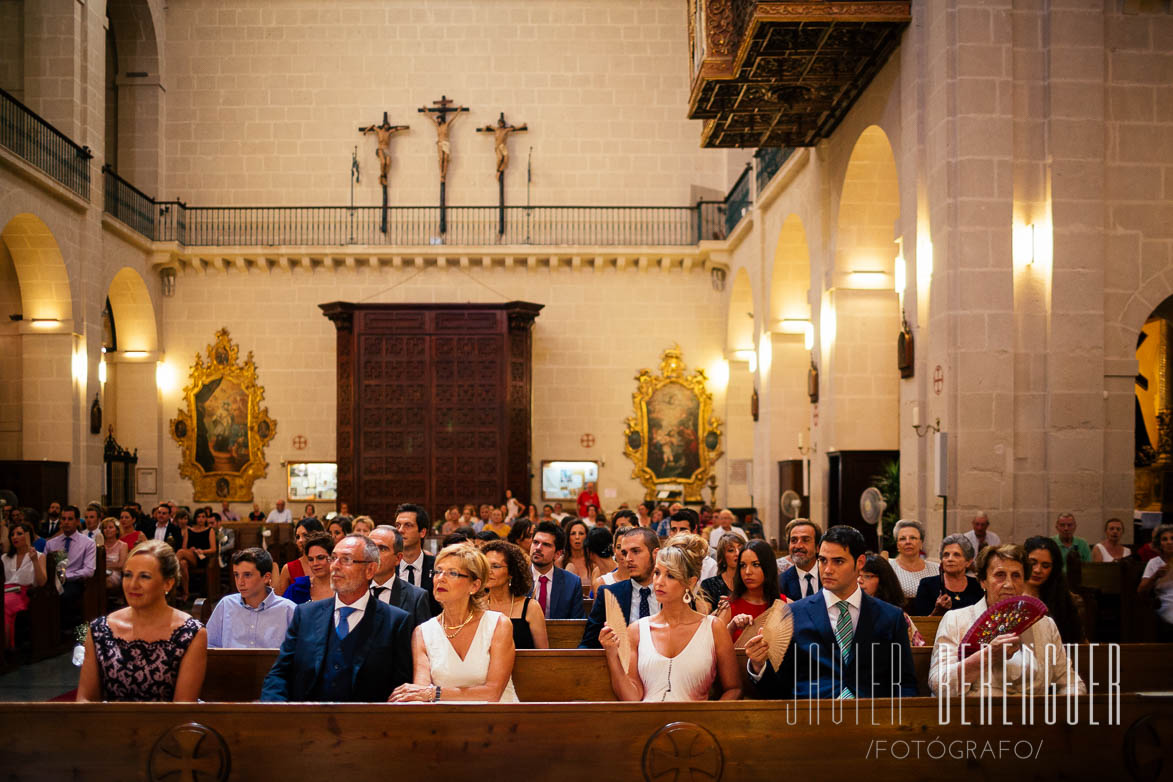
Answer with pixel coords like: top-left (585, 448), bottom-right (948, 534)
top-left (71, 623), bottom-right (88, 667)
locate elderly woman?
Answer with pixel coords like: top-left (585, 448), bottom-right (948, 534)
top-left (77, 540), bottom-right (207, 701)
top-left (390, 543), bottom-right (518, 702)
top-left (481, 540), bottom-right (548, 649)
top-left (890, 519), bottom-right (939, 602)
top-left (1023, 536), bottom-right (1085, 644)
top-left (718, 539), bottom-right (785, 643)
top-left (282, 532), bottom-right (335, 605)
top-left (100, 517), bottom-right (130, 591)
top-left (600, 534), bottom-right (741, 701)
top-left (700, 532), bottom-right (744, 609)
top-left (858, 554), bottom-right (925, 646)
top-left (911, 534), bottom-right (983, 616)
top-left (2, 521), bottom-right (47, 648)
top-left (351, 516), bottom-right (375, 537)
top-left (274, 518), bottom-right (324, 595)
top-left (1139, 524), bottom-right (1173, 641)
top-left (1092, 517), bottom-right (1131, 562)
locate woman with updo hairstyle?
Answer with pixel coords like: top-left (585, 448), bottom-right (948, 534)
top-left (600, 534), bottom-right (741, 701)
top-left (390, 543), bottom-right (518, 702)
top-left (77, 540), bottom-right (207, 701)
top-left (719, 539), bottom-right (786, 643)
top-left (481, 540), bottom-right (547, 649)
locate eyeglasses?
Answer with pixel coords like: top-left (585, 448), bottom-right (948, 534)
top-left (328, 555), bottom-right (374, 566)
top-left (434, 569), bottom-right (472, 581)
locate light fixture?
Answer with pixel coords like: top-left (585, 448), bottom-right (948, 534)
top-left (155, 360), bottom-right (177, 392)
top-left (98, 359), bottom-right (107, 385)
top-left (71, 344), bottom-right (87, 384)
top-left (847, 270), bottom-right (889, 289)
top-left (710, 266), bottom-right (727, 291)
top-left (777, 319), bottom-right (814, 350)
top-left (894, 240), bottom-right (906, 295)
top-left (911, 405), bottom-right (940, 437)
top-left (160, 267), bottom-right (177, 297)
top-left (123, 351), bottom-right (149, 359)
top-left (30, 318), bottom-right (60, 329)
top-left (1014, 223), bottom-right (1036, 266)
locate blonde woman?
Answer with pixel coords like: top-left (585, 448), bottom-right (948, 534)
top-left (351, 516), bottom-right (375, 537)
top-left (100, 517), bottom-right (130, 591)
top-left (390, 543), bottom-right (518, 702)
top-left (600, 534), bottom-right (741, 701)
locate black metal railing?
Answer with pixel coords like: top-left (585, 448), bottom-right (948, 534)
top-left (0, 87), bottom-right (91, 198)
top-left (155, 200), bottom-right (186, 243)
top-left (754, 146), bottom-right (794, 194)
top-left (103, 165), bottom-right (157, 238)
top-left (696, 200), bottom-right (726, 242)
top-left (724, 164), bottom-right (752, 236)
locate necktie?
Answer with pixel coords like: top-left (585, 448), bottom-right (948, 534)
top-left (63, 535), bottom-right (71, 554)
top-left (834, 600), bottom-right (854, 699)
top-left (371, 586), bottom-right (388, 603)
top-left (336, 606), bottom-right (356, 640)
top-left (639, 587), bottom-right (652, 619)
top-left (805, 574), bottom-right (814, 597)
top-left (406, 564), bottom-right (416, 585)
top-left (538, 575), bottom-right (550, 616)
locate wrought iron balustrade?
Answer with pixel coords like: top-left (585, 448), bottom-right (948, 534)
top-left (103, 165), bottom-right (156, 238)
top-left (0, 88), bottom-right (92, 198)
top-left (724, 164), bottom-right (752, 236)
top-left (754, 147), bottom-right (794, 194)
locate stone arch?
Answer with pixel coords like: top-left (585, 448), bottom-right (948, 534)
top-left (768, 214), bottom-right (811, 325)
top-left (106, 0), bottom-right (164, 193)
top-left (106, 266), bottom-right (158, 352)
top-left (1, 213), bottom-right (73, 321)
top-left (834, 125), bottom-right (900, 281)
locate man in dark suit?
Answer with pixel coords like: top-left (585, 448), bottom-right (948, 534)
top-left (40, 500), bottom-right (62, 538)
top-left (136, 504), bottom-right (182, 548)
top-left (394, 503), bottom-right (438, 615)
top-left (369, 525), bottom-right (432, 630)
top-left (779, 518), bottom-right (822, 601)
top-left (747, 525), bottom-right (917, 699)
top-left (529, 521), bottom-right (585, 619)
top-left (261, 534), bottom-right (413, 702)
top-left (580, 526), bottom-right (660, 647)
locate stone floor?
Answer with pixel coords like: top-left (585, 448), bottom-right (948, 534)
top-left (0, 651), bottom-right (79, 701)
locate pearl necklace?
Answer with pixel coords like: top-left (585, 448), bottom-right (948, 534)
top-left (442, 609), bottom-right (478, 639)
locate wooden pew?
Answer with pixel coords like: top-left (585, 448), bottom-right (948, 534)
top-left (7, 695), bottom-right (1171, 781)
top-left (545, 619), bottom-right (586, 648)
top-left (910, 614), bottom-right (941, 641)
top-left (21, 547), bottom-right (105, 661)
top-left (199, 644), bottom-right (1173, 704)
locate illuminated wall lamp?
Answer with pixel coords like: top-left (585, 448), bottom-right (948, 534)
top-left (98, 359), bottom-right (107, 384)
top-left (30, 318), bottom-right (60, 329)
top-left (730, 349), bottom-right (757, 373)
top-left (1014, 223), bottom-right (1036, 266)
top-left (777, 319), bottom-right (814, 350)
top-left (122, 351), bottom-right (149, 359)
top-left (848, 270), bottom-right (889, 289)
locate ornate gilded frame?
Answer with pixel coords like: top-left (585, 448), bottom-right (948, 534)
top-left (170, 329), bottom-right (277, 501)
top-left (623, 347), bottom-right (723, 502)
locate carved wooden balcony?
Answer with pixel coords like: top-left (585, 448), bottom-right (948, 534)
top-left (688, 1), bottom-right (910, 148)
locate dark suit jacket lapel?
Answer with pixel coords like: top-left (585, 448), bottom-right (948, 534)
top-left (551, 568), bottom-right (566, 616)
top-left (307, 601), bottom-right (332, 687)
top-left (349, 603), bottom-right (382, 688)
top-left (389, 579), bottom-right (404, 608)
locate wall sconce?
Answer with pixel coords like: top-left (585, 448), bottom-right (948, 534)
top-left (1014, 223), bottom-right (1036, 266)
top-left (155, 360), bottom-right (178, 393)
top-left (98, 358), bottom-right (107, 385)
top-left (731, 349), bottom-right (756, 373)
top-left (893, 243), bottom-right (906, 296)
top-left (847, 270), bottom-right (889, 289)
top-left (710, 266), bottom-right (727, 291)
top-left (160, 267), bottom-right (177, 297)
top-left (911, 406), bottom-right (940, 437)
top-left (797, 431), bottom-right (816, 455)
top-left (30, 318), bottom-right (60, 329)
top-left (777, 319), bottom-right (814, 350)
top-left (123, 351), bottom-right (149, 359)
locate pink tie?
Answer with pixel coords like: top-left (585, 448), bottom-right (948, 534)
top-left (538, 575), bottom-right (550, 616)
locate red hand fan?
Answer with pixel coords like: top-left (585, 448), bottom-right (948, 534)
top-left (957, 595), bottom-right (1048, 660)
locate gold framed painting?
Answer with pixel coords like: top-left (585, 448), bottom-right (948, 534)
top-left (623, 346), bottom-right (723, 502)
top-left (170, 328), bottom-right (277, 502)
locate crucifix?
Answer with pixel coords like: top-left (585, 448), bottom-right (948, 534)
top-left (418, 95), bottom-right (469, 234)
top-left (477, 112), bottom-right (528, 235)
top-left (358, 111), bottom-right (409, 234)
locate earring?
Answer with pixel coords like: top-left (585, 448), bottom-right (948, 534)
top-left (683, 592), bottom-right (692, 604)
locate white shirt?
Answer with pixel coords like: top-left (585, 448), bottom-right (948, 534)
top-left (794, 564), bottom-right (820, 598)
top-left (823, 585), bottom-right (862, 636)
top-left (1143, 557), bottom-right (1173, 624)
top-left (399, 551), bottom-right (425, 586)
top-left (530, 563), bottom-right (559, 616)
top-left (700, 556), bottom-right (717, 581)
top-left (266, 508), bottom-right (292, 525)
top-left (628, 578), bottom-right (660, 620)
top-left (370, 574), bottom-right (397, 604)
top-left (708, 526), bottom-right (747, 548)
top-left (152, 523), bottom-right (170, 541)
top-left (962, 529), bottom-right (1001, 555)
top-left (333, 590), bottom-right (370, 635)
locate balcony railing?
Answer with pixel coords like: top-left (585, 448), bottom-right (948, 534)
top-left (725, 164), bottom-right (752, 236)
top-left (0, 88), bottom-right (92, 199)
top-left (754, 147), bottom-right (794, 194)
top-left (103, 165), bottom-right (156, 238)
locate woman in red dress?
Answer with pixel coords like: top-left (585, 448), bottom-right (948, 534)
top-left (717, 539), bottom-right (786, 643)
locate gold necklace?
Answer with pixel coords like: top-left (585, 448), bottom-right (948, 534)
top-left (442, 609), bottom-right (478, 639)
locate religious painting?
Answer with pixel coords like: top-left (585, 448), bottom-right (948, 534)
top-left (170, 329), bottom-right (277, 502)
top-left (623, 346), bottom-right (723, 502)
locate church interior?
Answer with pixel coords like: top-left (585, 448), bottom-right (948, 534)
top-left (3, 0), bottom-right (1173, 777)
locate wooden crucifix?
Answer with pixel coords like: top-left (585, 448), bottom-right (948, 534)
top-left (418, 95), bottom-right (470, 234)
top-left (477, 112), bottom-right (528, 236)
top-left (358, 111), bottom-right (409, 234)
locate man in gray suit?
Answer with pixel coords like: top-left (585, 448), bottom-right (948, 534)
top-left (369, 525), bottom-right (432, 630)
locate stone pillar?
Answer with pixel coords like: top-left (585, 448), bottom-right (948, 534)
top-left (19, 328), bottom-right (73, 462)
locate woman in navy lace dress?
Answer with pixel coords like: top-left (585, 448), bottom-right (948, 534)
top-left (76, 540), bottom-right (207, 702)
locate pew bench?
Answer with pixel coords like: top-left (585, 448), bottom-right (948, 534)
top-left (6, 695), bottom-right (1169, 781)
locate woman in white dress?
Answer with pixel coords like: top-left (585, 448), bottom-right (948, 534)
top-left (3, 521), bottom-right (47, 649)
top-left (1092, 517), bottom-right (1131, 562)
top-left (890, 519), bottom-right (939, 603)
top-left (599, 533), bottom-right (741, 702)
top-left (390, 543), bottom-right (518, 703)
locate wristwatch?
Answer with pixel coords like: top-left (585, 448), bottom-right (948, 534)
top-left (432, 685), bottom-right (442, 702)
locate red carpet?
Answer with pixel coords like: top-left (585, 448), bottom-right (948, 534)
top-left (49, 689), bottom-right (77, 701)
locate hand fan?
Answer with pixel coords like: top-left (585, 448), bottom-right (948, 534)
top-left (957, 595), bottom-right (1048, 660)
top-left (604, 590), bottom-right (631, 672)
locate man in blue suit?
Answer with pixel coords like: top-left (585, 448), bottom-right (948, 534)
top-left (779, 519), bottom-right (822, 601)
top-left (529, 521), bottom-right (585, 619)
top-left (747, 525), bottom-right (917, 699)
top-left (580, 527), bottom-right (661, 647)
top-left (261, 534), bottom-right (413, 702)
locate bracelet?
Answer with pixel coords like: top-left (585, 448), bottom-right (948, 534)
top-left (432, 685), bottom-right (442, 702)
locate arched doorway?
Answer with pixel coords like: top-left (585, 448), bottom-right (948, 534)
top-left (1135, 295), bottom-right (1173, 532)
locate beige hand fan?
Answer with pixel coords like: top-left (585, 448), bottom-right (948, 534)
top-left (734, 600), bottom-right (794, 669)
top-left (604, 590), bottom-right (632, 672)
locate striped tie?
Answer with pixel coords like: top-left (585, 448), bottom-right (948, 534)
top-left (834, 600), bottom-right (854, 700)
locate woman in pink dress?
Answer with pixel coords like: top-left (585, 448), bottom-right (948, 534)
top-left (3, 522), bottom-right (47, 648)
